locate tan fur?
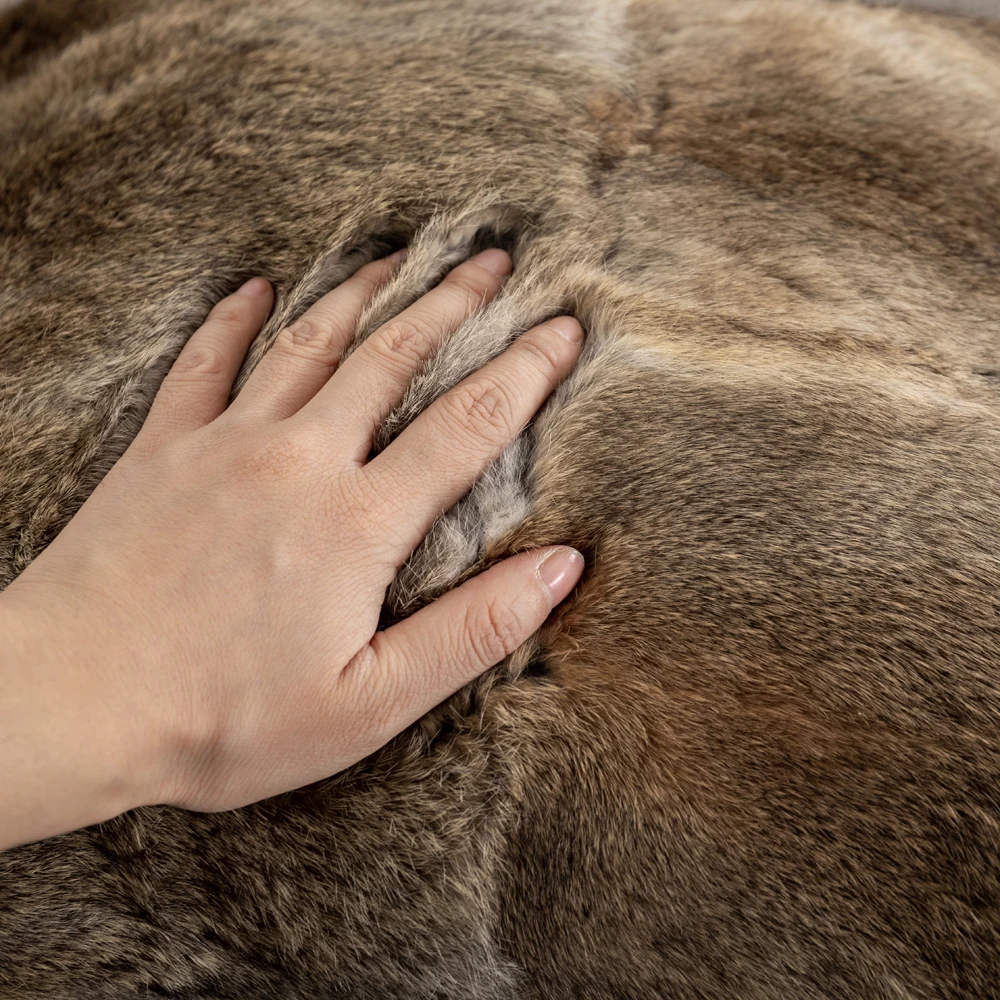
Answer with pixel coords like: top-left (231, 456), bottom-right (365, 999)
top-left (2, 1), bottom-right (1000, 997)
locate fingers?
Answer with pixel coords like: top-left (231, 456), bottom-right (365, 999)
top-left (229, 252), bottom-right (405, 423)
top-left (141, 278), bottom-right (274, 445)
top-left (368, 315), bottom-right (584, 557)
top-left (300, 249), bottom-right (512, 451)
top-left (339, 546), bottom-right (584, 749)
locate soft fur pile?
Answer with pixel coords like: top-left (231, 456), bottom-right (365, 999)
top-left (2, 1), bottom-right (1000, 997)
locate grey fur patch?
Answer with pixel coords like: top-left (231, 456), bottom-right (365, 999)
top-left (387, 433), bottom-right (534, 615)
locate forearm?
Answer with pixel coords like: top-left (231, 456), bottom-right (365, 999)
top-left (0, 591), bottom-right (149, 851)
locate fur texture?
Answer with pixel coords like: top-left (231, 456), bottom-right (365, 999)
top-left (2, 0), bottom-right (1000, 997)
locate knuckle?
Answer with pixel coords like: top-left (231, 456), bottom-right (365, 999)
top-left (372, 317), bottom-right (433, 369)
top-left (152, 435), bottom-right (197, 478)
top-left (355, 256), bottom-right (395, 292)
top-left (208, 302), bottom-right (249, 328)
top-left (168, 343), bottom-right (229, 380)
top-left (444, 380), bottom-right (517, 442)
top-left (280, 317), bottom-right (322, 348)
top-left (273, 319), bottom-right (341, 373)
top-left (466, 597), bottom-right (521, 666)
top-left (442, 269), bottom-right (492, 309)
top-left (517, 329), bottom-right (567, 378)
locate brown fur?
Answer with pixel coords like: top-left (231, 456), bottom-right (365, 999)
top-left (2, 1), bottom-right (1000, 997)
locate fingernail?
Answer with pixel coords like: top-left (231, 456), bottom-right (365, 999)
top-left (237, 277), bottom-right (270, 298)
top-left (467, 248), bottom-right (512, 278)
top-left (388, 248), bottom-right (408, 265)
top-left (536, 547), bottom-right (585, 606)
top-left (543, 316), bottom-right (584, 344)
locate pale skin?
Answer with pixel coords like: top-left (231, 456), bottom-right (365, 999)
top-left (0, 247), bottom-right (585, 852)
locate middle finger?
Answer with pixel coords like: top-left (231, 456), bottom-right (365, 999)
top-left (300, 248), bottom-right (512, 456)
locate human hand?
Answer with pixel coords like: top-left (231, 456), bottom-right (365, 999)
top-left (0, 248), bottom-right (584, 849)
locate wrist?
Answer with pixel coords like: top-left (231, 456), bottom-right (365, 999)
top-left (0, 584), bottom-right (165, 849)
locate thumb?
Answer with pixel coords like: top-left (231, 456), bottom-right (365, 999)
top-left (340, 546), bottom-right (584, 746)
